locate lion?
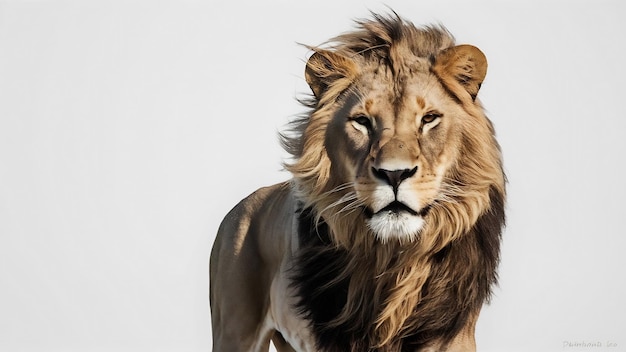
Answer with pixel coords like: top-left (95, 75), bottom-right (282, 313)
top-left (210, 12), bottom-right (505, 352)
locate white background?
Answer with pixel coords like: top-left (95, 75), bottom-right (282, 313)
top-left (1, 1), bottom-right (625, 351)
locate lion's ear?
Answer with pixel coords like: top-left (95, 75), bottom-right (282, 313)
top-left (433, 45), bottom-right (487, 101)
top-left (305, 50), bottom-right (357, 99)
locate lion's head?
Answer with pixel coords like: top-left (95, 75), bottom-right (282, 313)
top-left (282, 13), bottom-right (506, 349)
top-left (283, 13), bottom-right (505, 250)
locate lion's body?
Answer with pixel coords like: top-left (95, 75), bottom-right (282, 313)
top-left (210, 183), bottom-right (315, 351)
top-left (210, 13), bottom-right (505, 352)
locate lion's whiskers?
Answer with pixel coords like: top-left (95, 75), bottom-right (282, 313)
top-left (435, 179), bottom-right (465, 204)
top-left (316, 183), bottom-right (370, 224)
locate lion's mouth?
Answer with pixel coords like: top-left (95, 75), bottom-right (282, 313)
top-left (365, 201), bottom-right (431, 218)
top-left (380, 201), bottom-right (418, 215)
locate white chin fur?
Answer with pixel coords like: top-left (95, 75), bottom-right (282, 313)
top-left (367, 212), bottom-right (425, 243)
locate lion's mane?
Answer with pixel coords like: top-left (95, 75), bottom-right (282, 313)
top-left (282, 13), bottom-right (506, 351)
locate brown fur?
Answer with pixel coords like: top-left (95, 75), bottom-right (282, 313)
top-left (211, 12), bottom-right (505, 351)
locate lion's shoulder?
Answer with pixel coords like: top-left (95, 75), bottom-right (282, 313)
top-left (212, 181), bottom-right (295, 264)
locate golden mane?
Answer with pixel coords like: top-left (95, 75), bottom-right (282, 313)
top-left (283, 13), bottom-right (506, 350)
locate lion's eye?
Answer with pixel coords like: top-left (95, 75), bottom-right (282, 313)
top-left (351, 115), bottom-right (373, 130)
top-left (422, 113), bottom-right (441, 124)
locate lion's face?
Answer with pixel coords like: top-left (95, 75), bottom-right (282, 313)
top-left (285, 23), bottom-right (503, 246)
top-left (324, 67), bottom-right (468, 242)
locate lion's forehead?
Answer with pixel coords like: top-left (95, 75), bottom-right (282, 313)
top-left (354, 70), bottom-right (450, 117)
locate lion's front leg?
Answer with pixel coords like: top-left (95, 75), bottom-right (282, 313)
top-left (210, 184), bottom-right (299, 352)
top-left (210, 206), bottom-right (274, 351)
top-left (210, 255), bottom-right (274, 351)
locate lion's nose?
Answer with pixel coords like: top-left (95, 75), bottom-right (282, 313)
top-left (371, 166), bottom-right (417, 193)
